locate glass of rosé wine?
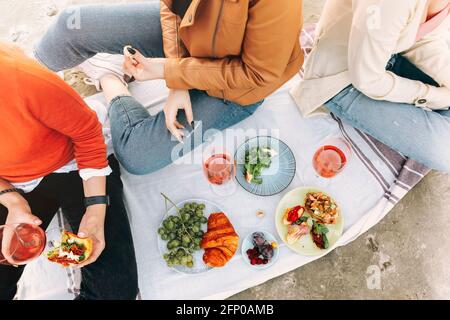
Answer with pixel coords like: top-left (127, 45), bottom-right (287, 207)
top-left (306, 137), bottom-right (352, 187)
top-left (202, 144), bottom-right (238, 196)
top-left (0, 223), bottom-right (46, 266)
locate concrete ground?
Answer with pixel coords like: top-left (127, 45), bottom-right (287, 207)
top-left (1, 0), bottom-right (449, 300)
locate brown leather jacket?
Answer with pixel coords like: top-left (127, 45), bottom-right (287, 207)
top-left (160, 0), bottom-right (304, 106)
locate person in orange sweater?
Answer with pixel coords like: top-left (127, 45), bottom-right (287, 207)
top-left (0, 44), bottom-right (138, 300)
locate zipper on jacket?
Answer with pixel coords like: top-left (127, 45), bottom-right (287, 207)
top-left (212, 0), bottom-right (225, 58)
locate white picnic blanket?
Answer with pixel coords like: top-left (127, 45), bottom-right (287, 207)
top-left (16, 74), bottom-right (428, 300)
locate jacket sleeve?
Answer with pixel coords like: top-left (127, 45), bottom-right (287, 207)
top-left (348, 0), bottom-right (450, 110)
top-left (402, 36), bottom-right (450, 89)
top-left (23, 70), bottom-right (109, 171)
top-left (160, 0), bottom-right (189, 58)
top-left (164, 0), bottom-right (303, 90)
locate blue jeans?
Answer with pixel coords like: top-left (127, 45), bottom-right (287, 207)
top-left (325, 55), bottom-right (450, 172)
top-left (35, 2), bottom-right (262, 175)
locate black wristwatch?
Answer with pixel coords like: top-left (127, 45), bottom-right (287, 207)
top-left (84, 196), bottom-right (110, 208)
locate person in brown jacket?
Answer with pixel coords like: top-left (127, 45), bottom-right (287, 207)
top-left (35, 0), bottom-right (303, 175)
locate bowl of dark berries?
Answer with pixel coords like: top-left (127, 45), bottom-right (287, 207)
top-left (241, 231), bottom-right (279, 269)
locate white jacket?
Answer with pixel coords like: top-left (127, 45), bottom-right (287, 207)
top-left (290, 0), bottom-right (450, 116)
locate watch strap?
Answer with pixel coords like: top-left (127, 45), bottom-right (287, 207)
top-left (0, 188), bottom-right (24, 197)
top-left (84, 195), bottom-right (110, 207)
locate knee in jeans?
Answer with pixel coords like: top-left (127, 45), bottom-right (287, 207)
top-left (115, 151), bottom-right (159, 176)
top-left (53, 8), bottom-right (84, 44)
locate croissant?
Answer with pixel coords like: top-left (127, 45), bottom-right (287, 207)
top-left (201, 212), bottom-right (239, 267)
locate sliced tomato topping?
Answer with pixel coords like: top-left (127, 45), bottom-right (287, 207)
top-left (287, 206), bottom-right (304, 223)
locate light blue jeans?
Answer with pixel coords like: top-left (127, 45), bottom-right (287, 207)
top-left (325, 55), bottom-right (450, 172)
top-left (34, 2), bottom-right (262, 175)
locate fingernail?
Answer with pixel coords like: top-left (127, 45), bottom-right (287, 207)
top-left (34, 219), bottom-right (42, 225)
top-left (127, 46), bottom-right (136, 55)
top-left (123, 74), bottom-right (132, 83)
top-left (78, 232), bottom-right (86, 238)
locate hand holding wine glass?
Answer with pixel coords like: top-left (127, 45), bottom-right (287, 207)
top-left (1, 194), bottom-right (44, 264)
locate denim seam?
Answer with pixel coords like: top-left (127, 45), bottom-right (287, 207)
top-left (326, 99), bottom-right (367, 131)
top-left (111, 96), bottom-right (133, 128)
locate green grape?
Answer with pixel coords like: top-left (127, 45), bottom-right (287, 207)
top-left (187, 254), bottom-right (193, 262)
top-left (192, 225), bottom-right (200, 233)
top-left (196, 230), bottom-right (204, 237)
top-left (158, 227), bottom-right (166, 235)
top-left (168, 233), bottom-right (176, 240)
top-left (180, 256), bottom-right (188, 265)
top-left (163, 253), bottom-right (169, 260)
top-left (200, 217), bottom-right (208, 223)
top-left (176, 249), bottom-right (184, 258)
top-left (199, 204), bottom-right (206, 210)
top-left (187, 262), bottom-right (194, 268)
top-left (173, 216), bottom-right (181, 223)
top-left (161, 234), bottom-right (169, 241)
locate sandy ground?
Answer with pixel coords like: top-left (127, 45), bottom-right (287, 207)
top-left (1, 0), bottom-right (450, 300)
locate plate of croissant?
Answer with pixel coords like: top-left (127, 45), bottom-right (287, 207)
top-left (158, 198), bottom-right (239, 274)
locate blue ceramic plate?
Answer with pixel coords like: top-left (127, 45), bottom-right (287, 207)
top-left (234, 136), bottom-right (296, 196)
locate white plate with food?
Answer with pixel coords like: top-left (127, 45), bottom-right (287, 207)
top-left (157, 198), bottom-right (219, 274)
top-left (157, 197), bottom-right (239, 274)
top-left (275, 187), bottom-right (344, 256)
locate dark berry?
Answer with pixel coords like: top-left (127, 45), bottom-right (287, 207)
top-left (261, 245), bottom-right (274, 259)
top-left (252, 232), bottom-right (266, 247)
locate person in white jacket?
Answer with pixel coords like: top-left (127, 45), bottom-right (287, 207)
top-left (291, 0), bottom-right (450, 171)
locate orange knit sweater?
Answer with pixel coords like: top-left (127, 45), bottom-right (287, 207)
top-left (0, 44), bottom-right (108, 183)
